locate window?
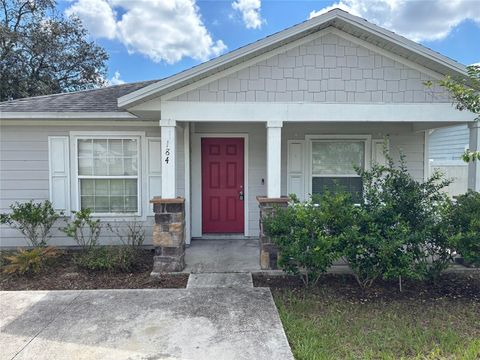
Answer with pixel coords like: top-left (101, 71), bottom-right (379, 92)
top-left (310, 140), bottom-right (365, 201)
top-left (76, 137), bottom-right (140, 215)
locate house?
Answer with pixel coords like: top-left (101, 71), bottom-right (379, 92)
top-left (428, 124), bottom-right (470, 196)
top-left (1, 9), bottom-right (478, 271)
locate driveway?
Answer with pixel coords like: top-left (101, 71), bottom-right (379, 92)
top-left (0, 287), bottom-right (293, 360)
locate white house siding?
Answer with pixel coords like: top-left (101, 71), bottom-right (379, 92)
top-left (0, 124), bottom-right (185, 247)
top-left (189, 121), bottom-right (424, 237)
top-left (428, 125), bottom-right (469, 196)
top-left (172, 32), bottom-right (449, 104)
top-left (429, 125), bottom-right (469, 161)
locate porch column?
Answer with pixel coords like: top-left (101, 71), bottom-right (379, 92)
top-left (160, 119), bottom-right (176, 198)
top-left (468, 122), bottom-right (480, 191)
top-left (266, 121), bottom-right (283, 198)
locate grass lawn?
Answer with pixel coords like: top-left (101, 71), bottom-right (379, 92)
top-left (266, 274), bottom-right (480, 360)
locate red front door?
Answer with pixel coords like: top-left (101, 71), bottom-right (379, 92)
top-left (202, 138), bottom-right (245, 233)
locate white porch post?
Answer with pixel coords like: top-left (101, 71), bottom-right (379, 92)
top-left (468, 122), bottom-right (480, 191)
top-left (160, 119), bottom-right (176, 198)
top-left (266, 121), bottom-right (283, 198)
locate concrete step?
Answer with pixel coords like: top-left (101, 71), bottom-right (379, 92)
top-left (187, 273), bottom-right (253, 288)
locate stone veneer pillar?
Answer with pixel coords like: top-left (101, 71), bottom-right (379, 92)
top-left (150, 197), bottom-right (185, 275)
top-left (257, 196), bottom-right (289, 270)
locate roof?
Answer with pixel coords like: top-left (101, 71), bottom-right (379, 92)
top-left (118, 8), bottom-right (467, 108)
top-left (0, 80), bottom-right (157, 114)
top-left (1, 8), bottom-right (468, 116)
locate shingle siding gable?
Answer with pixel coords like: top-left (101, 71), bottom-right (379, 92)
top-left (172, 33), bottom-right (449, 103)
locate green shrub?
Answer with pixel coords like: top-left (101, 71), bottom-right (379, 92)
top-left (61, 208), bottom-right (101, 249)
top-left (3, 247), bottom-right (60, 275)
top-left (340, 149), bottom-right (454, 289)
top-left (340, 208), bottom-right (414, 288)
top-left (263, 192), bottom-right (351, 286)
top-left (75, 246), bottom-right (137, 272)
top-left (0, 200), bottom-right (60, 247)
top-left (450, 191), bottom-right (480, 266)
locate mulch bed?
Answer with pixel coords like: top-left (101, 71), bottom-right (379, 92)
top-left (253, 271), bottom-right (480, 302)
top-left (0, 250), bottom-right (189, 291)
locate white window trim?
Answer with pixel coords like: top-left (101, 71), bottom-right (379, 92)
top-left (305, 135), bottom-right (372, 198)
top-left (69, 131), bottom-right (147, 220)
top-left (372, 138), bottom-right (390, 165)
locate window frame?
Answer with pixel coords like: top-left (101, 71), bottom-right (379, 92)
top-left (70, 131), bottom-right (146, 218)
top-left (305, 135), bottom-right (371, 198)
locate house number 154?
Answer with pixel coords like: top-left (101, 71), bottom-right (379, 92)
top-left (165, 141), bottom-right (170, 164)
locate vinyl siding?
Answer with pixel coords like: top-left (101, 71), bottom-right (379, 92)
top-left (0, 125), bottom-right (185, 247)
top-left (173, 32), bottom-right (449, 104)
top-left (429, 125), bottom-right (469, 161)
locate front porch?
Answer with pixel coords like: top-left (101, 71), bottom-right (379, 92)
top-left (150, 118), bottom-right (480, 274)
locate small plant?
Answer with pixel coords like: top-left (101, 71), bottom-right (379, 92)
top-left (75, 246), bottom-right (137, 272)
top-left (61, 209), bottom-right (101, 249)
top-left (449, 191), bottom-right (480, 266)
top-left (3, 247), bottom-right (60, 275)
top-left (263, 192), bottom-right (349, 287)
top-left (0, 200), bottom-right (60, 247)
top-left (107, 218), bottom-right (145, 248)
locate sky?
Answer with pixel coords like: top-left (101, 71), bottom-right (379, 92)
top-left (56, 0), bottom-right (480, 85)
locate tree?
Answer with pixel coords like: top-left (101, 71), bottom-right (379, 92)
top-left (426, 65), bottom-right (480, 162)
top-left (0, 0), bottom-right (108, 101)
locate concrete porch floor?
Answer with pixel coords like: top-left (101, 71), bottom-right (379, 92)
top-left (183, 239), bottom-right (260, 273)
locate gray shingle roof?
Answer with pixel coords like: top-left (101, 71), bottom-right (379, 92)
top-left (0, 80), bottom-right (158, 113)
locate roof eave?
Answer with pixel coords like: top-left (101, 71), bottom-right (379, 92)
top-left (0, 111), bottom-right (138, 120)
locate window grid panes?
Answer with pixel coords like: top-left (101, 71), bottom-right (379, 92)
top-left (311, 140), bottom-right (365, 201)
top-left (77, 138), bottom-right (139, 214)
top-left (311, 141), bottom-right (365, 176)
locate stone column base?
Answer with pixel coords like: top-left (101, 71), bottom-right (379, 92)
top-left (150, 197), bottom-right (186, 275)
top-left (257, 196), bottom-right (289, 270)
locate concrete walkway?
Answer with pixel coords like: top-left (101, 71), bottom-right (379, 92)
top-left (184, 239), bottom-right (260, 273)
top-left (187, 273), bottom-right (254, 288)
top-left (0, 287), bottom-right (293, 360)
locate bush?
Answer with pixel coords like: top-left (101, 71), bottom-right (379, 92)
top-left (264, 145), bottom-right (456, 290)
top-left (263, 192), bottom-right (351, 286)
top-left (3, 247), bottom-right (60, 275)
top-left (61, 209), bottom-right (101, 249)
top-left (0, 200), bottom-right (60, 247)
top-left (449, 191), bottom-right (480, 266)
top-left (343, 150), bottom-right (454, 289)
top-left (106, 218), bottom-right (145, 248)
top-left (74, 246), bottom-right (137, 272)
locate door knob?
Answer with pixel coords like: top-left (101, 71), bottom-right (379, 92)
top-left (239, 190), bottom-right (244, 201)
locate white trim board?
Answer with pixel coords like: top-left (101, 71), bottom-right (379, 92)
top-left (0, 120), bottom-right (158, 127)
top-left (1, 112), bottom-right (137, 120)
top-left (183, 123), bottom-right (191, 245)
top-left (162, 102), bottom-right (476, 123)
top-left (190, 133), bottom-right (250, 238)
